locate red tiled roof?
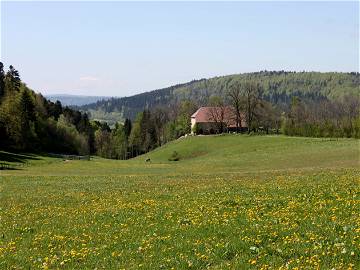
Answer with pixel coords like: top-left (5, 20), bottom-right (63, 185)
top-left (191, 106), bottom-right (247, 128)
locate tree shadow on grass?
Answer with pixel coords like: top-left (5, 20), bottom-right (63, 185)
top-left (0, 166), bottom-right (20, 171)
top-left (0, 151), bottom-right (41, 164)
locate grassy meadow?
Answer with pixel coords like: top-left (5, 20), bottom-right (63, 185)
top-left (0, 135), bottom-right (359, 269)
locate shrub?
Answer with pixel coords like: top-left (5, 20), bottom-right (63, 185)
top-left (168, 151), bottom-right (180, 161)
top-left (191, 123), bottom-right (200, 135)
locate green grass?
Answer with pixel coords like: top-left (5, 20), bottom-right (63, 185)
top-left (0, 135), bottom-right (359, 269)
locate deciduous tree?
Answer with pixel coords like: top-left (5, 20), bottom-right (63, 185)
top-left (227, 82), bottom-right (243, 133)
top-left (243, 81), bottom-right (263, 133)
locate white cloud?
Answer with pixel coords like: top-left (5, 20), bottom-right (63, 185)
top-left (79, 76), bottom-right (99, 81)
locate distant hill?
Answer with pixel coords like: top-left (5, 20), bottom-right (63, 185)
top-left (80, 71), bottom-right (360, 122)
top-left (46, 94), bottom-right (112, 106)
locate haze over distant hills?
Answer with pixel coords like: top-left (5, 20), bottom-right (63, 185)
top-left (79, 71), bottom-right (360, 124)
top-left (46, 94), bottom-right (113, 106)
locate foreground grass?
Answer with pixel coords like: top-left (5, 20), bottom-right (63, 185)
top-left (0, 135), bottom-right (359, 269)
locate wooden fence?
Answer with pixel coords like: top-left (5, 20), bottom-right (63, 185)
top-left (0, 162), bottom-right (12, 170)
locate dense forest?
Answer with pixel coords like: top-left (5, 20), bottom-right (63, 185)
top-left (1, 64), bottom-right (359, 159)
top-left (0, 63), bottom-right (196, 158)
top-left (80, 71), bottom-right (360, 123)
top-left (0, 63), bottom-right (94, 155)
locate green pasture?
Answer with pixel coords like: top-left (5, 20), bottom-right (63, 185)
top-left (1, 135), bottom-right (359, 269)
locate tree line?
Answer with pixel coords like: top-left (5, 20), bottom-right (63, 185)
top-left (1, 63), bottom-right (358, 160)
top-left (282, 95), bottom-right (360, 138)
top-left (218, 80), bottom-right (359, 138)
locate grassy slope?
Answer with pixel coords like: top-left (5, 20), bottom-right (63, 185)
top-left (141, 135), bottom-right (359, 173)
top-left (2, 135), bottom-right (359, 176)
top-left (0, 135), bottom-right (359, 269)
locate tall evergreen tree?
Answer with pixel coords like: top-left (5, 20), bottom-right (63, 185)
top-left (20, 89), bottom-right (36, 122)
top-left (140, 110), bottom-right (157, 152)
top-left (4, 65), bottom-right (21, 95)
top-left (0, 62), bottom-right (5, 100)
top-left (123, 118), bottom-right (132, 138)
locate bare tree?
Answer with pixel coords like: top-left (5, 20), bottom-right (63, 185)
top-left (342, 94), bottom-right (360, 134)
top-left (255, 100), bottom-right (282, 134)
top-left (243, 81), bottom-right (263, 133)
top-left (227, 82), bottom-right (243, 133)
top-left (207, 96), bottom-right (230, 133)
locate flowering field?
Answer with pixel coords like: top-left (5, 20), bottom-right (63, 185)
top-left (1, 136), bottom-right (359, 269)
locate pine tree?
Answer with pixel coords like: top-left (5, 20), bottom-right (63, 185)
top-left (18, 89), bottom-right (37, 148)
top-left (0, 62), bottom-right (5, 100)
top-left (123, 118), bottom-right (132, 138)
top-left (20, 89), bottom-right (36, 122)
top-left (140, 110), bottom-right (157, 152)
top-left (4, 65), bottom-right (21, 95)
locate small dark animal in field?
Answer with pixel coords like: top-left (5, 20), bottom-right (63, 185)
top-left (145, 158), bottom-right (151, 162)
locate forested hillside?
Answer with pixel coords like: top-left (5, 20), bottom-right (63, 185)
top-left (81, 71), bottom-right (360, 121)
top-left (0, 63), bottom-right (94, 154)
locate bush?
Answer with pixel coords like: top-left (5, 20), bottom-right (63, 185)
top-left (191, 123), bottom-right (200, 134)
top-left (56, 115), bottom-right (90, 155)
top-left (168, 151), bottom-right (180, 161)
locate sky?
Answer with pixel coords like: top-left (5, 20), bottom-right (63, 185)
top-left (1, 1), bottom-right (359, 97)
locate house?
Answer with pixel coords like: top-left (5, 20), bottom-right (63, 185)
top-left (191, 106), bottom-right (247, 134)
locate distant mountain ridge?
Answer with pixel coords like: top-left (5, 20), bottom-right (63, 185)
top-left (46, 94), bottom-right (112, 106)
top-left (80, 71), bottom-right (360, 122)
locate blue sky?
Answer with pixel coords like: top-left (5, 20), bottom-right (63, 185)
top-left (1, 1), bottom-right (359, 96)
